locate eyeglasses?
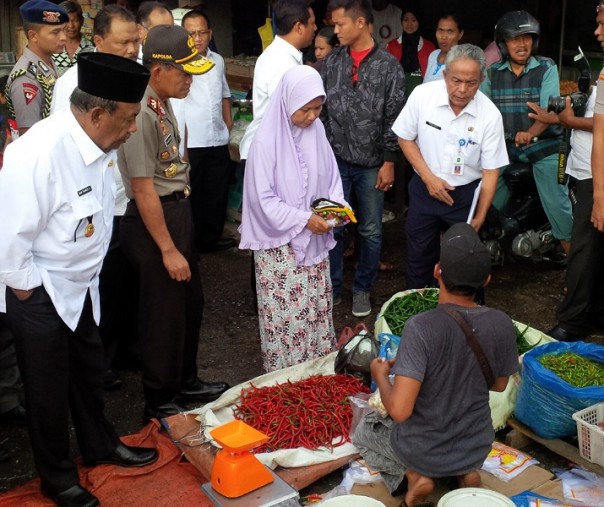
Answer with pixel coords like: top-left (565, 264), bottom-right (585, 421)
top-left (189, 30), bottom-right (211, 38)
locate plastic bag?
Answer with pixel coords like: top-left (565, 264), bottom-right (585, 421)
top-left (377, 333), bottom-right (401, 359)
top-left (514, 341), bottom-right (604, 439)
top-left (348, 393), bottom-right (373, 438)
top-left (480, 442), bottom-right (538, 482)
top-left (558, 468), bottom-right (604, 506)
top-left (334, 328), bottom-right (378, 386)
top-left (509, 491), bottom-right (570, 507)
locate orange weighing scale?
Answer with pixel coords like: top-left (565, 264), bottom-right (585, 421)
top-left (201, 420), bottom-right (299, 507)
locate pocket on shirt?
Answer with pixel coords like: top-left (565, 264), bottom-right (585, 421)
top-left (70, 193), bottom-right (103, 220)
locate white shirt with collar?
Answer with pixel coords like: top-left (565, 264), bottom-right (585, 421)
top-left (392, 79), bottom-right (508, 186)
top-left (172, 48), bottom-right (230, 148)
top-left (50, 56), bottom-right (128, 216)
top-left (238, 35), bottom-right (302, 160)
top-left (0, 109), bottom-right (116, 330)
top-left (50, 63), bottom-right (77, 114)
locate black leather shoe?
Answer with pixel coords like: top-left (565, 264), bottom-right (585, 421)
top-left (178, 378), bottom-right (229, 403)
top-left (87, 442), bottom-right (158, 468)
top-left (546, 325), bottom-right (586, 342)
top-left (143, 401), bottom-right (188, 422)
top-left (41, 484), bottom-right (99, 507)
top-left (0, 404), bottom-right (27, 426)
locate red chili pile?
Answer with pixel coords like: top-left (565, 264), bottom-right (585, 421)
top-left (233, 374), bottom-right (370, 452)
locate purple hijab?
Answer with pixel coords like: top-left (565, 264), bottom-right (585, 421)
top-left (239, 65), bottom-right (345, 267)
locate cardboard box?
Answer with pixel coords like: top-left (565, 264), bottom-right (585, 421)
top-left (227, 74), bottom-right (253, 94)
top-left (479, 465), bottom-right (554, 497)
top-left (225, 57), bottom-right (256, 78)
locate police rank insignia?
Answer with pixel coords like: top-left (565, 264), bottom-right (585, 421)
top-left (160, 151), bottom-right (170, 160)
top-left (164, 163), bottom-right (177, 178)
top-left (147, 96), bottom-right (166, 116)
top-left (38, 60), bottom-right (50, 73)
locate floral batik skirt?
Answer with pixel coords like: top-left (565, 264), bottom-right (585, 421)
top-left (254, 244), bottom-right (336, 372)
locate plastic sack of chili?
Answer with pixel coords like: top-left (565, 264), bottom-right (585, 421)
top-left (514, 341), bottom-right (604, 438)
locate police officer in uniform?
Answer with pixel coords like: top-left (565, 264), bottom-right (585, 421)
top-left (118, 25), bottom-right (228, 421)
top-left (6, 0), bottom-right (67, 135)
top-left (0, 53), bottom-right (157, 507)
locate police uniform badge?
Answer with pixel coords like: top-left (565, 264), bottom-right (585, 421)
top-left (164, 163), bottom-right (177, 178)
top-left (22, 82), bottom-right (38, 104)
top-left (160, 151), bottom-right (170, 160)
top-left (38, 60), bottom-right (50, 73)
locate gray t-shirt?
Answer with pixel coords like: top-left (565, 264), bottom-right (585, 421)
top-left (390, 304), bottom-right (518, 477)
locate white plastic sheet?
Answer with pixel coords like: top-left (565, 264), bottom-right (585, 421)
top-left (190, 352), bottom-right (360, 469)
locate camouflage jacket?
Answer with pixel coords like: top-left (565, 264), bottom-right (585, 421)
top-left (320, 43), bottom-right (406, 168)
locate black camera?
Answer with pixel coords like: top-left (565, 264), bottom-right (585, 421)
top-left (547, 92), bottom-right (588, 117)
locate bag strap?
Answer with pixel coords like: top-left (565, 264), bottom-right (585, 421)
top-left (439, 305), bottom-right (495, 388)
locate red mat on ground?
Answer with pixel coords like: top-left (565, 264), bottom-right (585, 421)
top-left (0, 420), bottom-right (214, 507)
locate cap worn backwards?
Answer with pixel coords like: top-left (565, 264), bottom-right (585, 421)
top-left (439, 222), bottom-right (491, 290)
top-left (77, 53), bottom-right (150, 104)
top-left (19, 0), bottom-right (69, 24)
top-left (142, 25), bottom-right (215, 75)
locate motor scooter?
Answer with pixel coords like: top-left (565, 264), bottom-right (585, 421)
top-left (479, 162), bottom-right (562, 266)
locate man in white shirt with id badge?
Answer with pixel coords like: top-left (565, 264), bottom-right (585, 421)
top-left (393, 44), bottom-right (508, 290)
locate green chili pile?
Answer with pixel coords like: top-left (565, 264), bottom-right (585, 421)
top-left (233, 374), bottom-right (369, 451)
top-left (515, 323), bottom-right (539, 355)
top-left (538, 352), bottom-right (604, 388)
top-left (382, 289), bottom-right (439, 336)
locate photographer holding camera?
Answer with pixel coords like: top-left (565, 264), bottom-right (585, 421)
top-left (480, 10), bottom-right (573, 259)
top-left (525, 3), bottom-right (604, 342)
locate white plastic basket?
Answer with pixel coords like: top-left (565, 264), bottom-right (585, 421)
top-left (572, 402), bottom-right (604, 467)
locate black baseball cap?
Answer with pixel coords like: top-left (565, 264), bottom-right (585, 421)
top-left (78, 53), bottom-right (150, 103)
top-left (439, 223), bottom-right (491, 290)
top-left (142, 25), bottom-right (215, 75)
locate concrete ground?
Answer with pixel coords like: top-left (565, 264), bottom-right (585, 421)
top-left (1, 210), bottom-right (602, 495)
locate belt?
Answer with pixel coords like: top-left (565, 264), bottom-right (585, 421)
top-left (159, 190), bottom-right (189, 203)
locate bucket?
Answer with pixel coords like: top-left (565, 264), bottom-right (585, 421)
top-left (320, 495), bottom-right (386, 507)
top-left (437, 488), bottom-right (515, 507)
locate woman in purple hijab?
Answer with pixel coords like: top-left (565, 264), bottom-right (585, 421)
top-left (239, 65), bottom-right (346, 372)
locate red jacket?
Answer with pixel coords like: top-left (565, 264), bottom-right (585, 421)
top-left (386, 36), bottom-right (436, 79)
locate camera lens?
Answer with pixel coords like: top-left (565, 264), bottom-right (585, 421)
top-left (547, 96), bottom-right (566, 114)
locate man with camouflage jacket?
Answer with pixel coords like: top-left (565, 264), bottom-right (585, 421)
top-left (320, 0), bottom-right (405, 318)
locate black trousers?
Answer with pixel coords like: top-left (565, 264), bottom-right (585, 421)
top-left (406, 175), bottom-right (480, 289)
top-left (5, 288), bottom-right (119, 491)
top-left (188, 145), bottom-right (235, 248)
top-left (98, 215), bottom-right (138, 370)
top-left (120, 198), bottom-right (203, 406)
top-left (0, 314), bottom-right (22, 414)
top-left (557, 178), bottom-right (604, 333)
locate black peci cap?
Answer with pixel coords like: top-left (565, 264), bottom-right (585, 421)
top-left (19, 0), bottom-right (68, 24)
top-left (77, 53), bottom-right (150, 104)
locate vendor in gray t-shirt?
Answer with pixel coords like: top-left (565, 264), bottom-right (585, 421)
top-left (353, 222), bottom-right (518, 507)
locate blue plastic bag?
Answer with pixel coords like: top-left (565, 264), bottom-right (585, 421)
top-left (514, 341), bottom-right (604, 439)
